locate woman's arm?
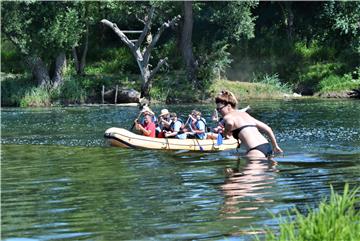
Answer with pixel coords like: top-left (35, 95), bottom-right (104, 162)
top-left (253, 118), bottom-right (283, 153)
top-left (223, 116), bottom-right (235, 139)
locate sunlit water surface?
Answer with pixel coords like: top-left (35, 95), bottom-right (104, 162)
top-left (2, 99), bottom-right (360, 240)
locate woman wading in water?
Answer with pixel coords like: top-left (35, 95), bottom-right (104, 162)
top-left (215, 90), bottom-right (283, 159)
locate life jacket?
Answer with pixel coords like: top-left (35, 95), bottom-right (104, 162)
top-left (170, 119), bottom-right (185, 133)
top-left (196, 117), bottom-right (210, 132)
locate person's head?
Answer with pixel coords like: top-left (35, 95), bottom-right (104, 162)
top-left (143, 111), bottom-right (152, 117)
top-left (215, 90), bottom-right (237, 115)
top-left (143, 113), bottom-right (153, 123)
top-left (141, 106), bottom-right (155, 116)
top-left (195, 111), bottom-right (202, 120)
top-left (170, 112), bottom-right (177, 121)
top-left (191, 110), bottom-right (197, 117)
top-left (159, 109), bottom-right (170, 119)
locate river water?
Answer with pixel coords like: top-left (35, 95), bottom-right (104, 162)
top-left (1, 99), bottom-right (360, 240)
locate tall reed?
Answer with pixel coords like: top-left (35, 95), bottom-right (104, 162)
top-left (263, 184), bottom-right (360, 241)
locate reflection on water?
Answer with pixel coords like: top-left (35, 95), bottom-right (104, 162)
top-left (1, 99), bottom-right (360, 240)
top-left (221, 158), bottom-right (276, 220)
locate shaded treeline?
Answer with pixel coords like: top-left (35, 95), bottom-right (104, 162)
top-left (1, 1), bottom-right (359, 106)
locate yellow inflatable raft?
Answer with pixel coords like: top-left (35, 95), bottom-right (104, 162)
top-left (104, 127), bottom-right (240, 151)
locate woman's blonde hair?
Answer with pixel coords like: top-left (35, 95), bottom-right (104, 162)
top-left (215, 90), bottom-right (238, 108)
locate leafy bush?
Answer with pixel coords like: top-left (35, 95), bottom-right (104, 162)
top-left (298, 62), bottom-right (344, 91)
top-left (150, 71), bottom-right (201, 103)
top-left (20, 87), bottom-right (52, 107)
top-left (58, 77), bottom-right (87, 104)
top-left (263, 184), bottom-right (360, 241)
top-left (294, 41), bottom-right (322, 59)
top-left (318, 68), bottom-right (360, 93)
top-left (294, 41), bottom-right (337, 61)
top-left (86, 47), bottom-right (137, 75)
top-left (254, 73), bottom-right (292, 94)
top-left (196, 41), bottom-right (233, 89)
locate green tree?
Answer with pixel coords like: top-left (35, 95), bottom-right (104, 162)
top-left (140, 1), bottom-right (259, 88)
top-left (1, 1), bottom-right (84, 88)
top-left (192, 1), bottom-right (258, 88)
top-left (322, 1), bottom-right (360, 54)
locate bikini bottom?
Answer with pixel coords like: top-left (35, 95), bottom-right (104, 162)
top-left (247, 143), bottom-right (273, 157)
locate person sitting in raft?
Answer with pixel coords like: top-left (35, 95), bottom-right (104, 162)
top-left (164, 113), bottom-right (187, 139)
top-left (215, 90), bottom-right (283, 158)
top-left (187, 110), bottom-right (208, 139)
top-left (184, 110), bottom-right (197, 138)
top-left (156, 108), bottom-right (171, 138)
top-left (210, 118), bottom-right (225, 137)
top-left (134, 113), bottom-right (156, 138)
top-left (139, 106), bottom-right (157, 125)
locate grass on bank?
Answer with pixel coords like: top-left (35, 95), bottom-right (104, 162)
top-left (1, 72), bottom-right (139, 107)
top-left (210, 74), bottom-right (292, 101)
top-left (150, 72), bottom-right (292, 104)
top-left (262, 184), bottom-right (360, 241)
top-left (0, 72), bottom-right (303, 107)
top-left (1, 69), bottom-right (358, 107)
top-left (317, 72), bottom-right (360, 94)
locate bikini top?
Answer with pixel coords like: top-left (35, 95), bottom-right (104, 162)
top-left (232, 125), bottom-right (257, 139)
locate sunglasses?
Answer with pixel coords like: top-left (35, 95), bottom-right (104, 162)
top-left (216, 105), bottom-right (226, 112)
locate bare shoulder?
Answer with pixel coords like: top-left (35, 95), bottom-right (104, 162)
top-left (240, 111), bottom-right (255, 120)
top-left (223, 114), bottom-right (234, 123)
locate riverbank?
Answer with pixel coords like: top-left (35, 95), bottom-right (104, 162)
top-left (1, 72), bottom-right (359, 107)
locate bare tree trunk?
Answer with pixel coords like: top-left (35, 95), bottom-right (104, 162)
top-left (25, 55), bottom-right (50, 87)
top-left (141, 68), bottom-right (151, 99)
top-left (79, 27), bottom-right (89, 75)
top-left (72, 47), bottom-right (80, 73)
top-left (73, 26), bottom-right (89, 75)
top-left (52, 52), bottom-right (67, 89)
top-left (101, 8), bottom-right (180, 102)
top-left (181, 1), bottom-right (197, 86)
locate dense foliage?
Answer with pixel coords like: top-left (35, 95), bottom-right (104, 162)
top-left (1, 1), bottom-right (359, 106)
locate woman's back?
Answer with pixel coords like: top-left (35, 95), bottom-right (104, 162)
top-left (225, 111), bottom-right (268, 148)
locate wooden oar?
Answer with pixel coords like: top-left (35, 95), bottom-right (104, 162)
top-left (130, 111), bottom-right (143, 130)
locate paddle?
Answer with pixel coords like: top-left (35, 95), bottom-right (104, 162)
top-left (184, 116), bottom-right (191, 126)
top-left (195, 138), bottom-right (204, 151)
top-left (216, 133), bottom-right (223, 146)
top-left (130, 111), bottom-right (142, 131)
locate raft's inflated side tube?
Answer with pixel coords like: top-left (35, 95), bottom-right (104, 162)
top-left (104, 127), bottom-right (239, 151)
